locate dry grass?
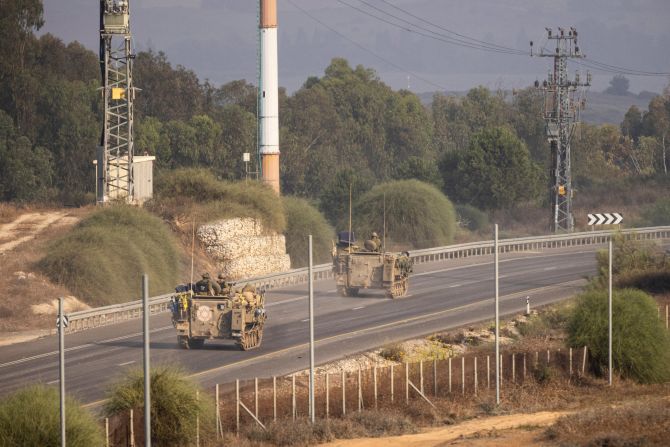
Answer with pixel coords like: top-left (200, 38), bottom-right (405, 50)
top-left (0, 202), bottom-right (20, 224)
top-left (545, 396), bottom-right (670, 446)
top-left (0, 208), bottom-right (87, 333)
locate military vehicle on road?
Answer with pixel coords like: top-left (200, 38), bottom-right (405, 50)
top-left (332, 231), bottom-right (413, 298)
top-left (171, 280), bottom-right (267, 350)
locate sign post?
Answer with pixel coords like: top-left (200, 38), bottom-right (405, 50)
top-left (57, 297), bottom-right (68, 447)
top-left (494, 224), bottom-right (500, 405)
top-left (588, 213), bottom-right (621, 385)
top-left (308, 235), bottom-right (315, 423)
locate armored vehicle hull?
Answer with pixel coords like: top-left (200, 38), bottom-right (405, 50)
top-left (171, 288), bottom-right (266, 350)
top-left (332, 241), bottom-right (412, 298)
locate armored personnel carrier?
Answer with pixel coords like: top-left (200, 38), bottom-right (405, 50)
top-left (332, 231), bottom-right (413, 298)
top-left (171, 281), bottom-right (267, 350)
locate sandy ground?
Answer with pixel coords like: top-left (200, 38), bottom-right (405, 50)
top-left (323, 411), bottom-right (569, 447)
top-left (0, 208), bottom-right (86, 338)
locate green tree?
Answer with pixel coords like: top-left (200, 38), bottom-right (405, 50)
top-left (283, 196), bottom-right (334, 268)
top-left (621, 105), bottom-right (643, 141)
top-left (319, 167), bottom-right (376, 228)
top-left (604, 74), bottom-right (630, 96)
top-left (0, 110), bottom-right (54, 202)
top-left (353, 180), bottom-right (456, 249)
top-left (568, 288), bottom-right (670, 383)
top-left (441, 126), bottom-right (543, 210)
top-left (392, 155), bottom-right (442, 188)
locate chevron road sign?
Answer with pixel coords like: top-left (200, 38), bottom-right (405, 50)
top-left (587, 213), bottom-right (623, 226)
top-left (56, 315), bottom-right (69, 329)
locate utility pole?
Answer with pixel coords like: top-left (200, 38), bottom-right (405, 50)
top-left (532, 27), bottom-right (590, 232)
top-left (98, 0), bottom-right (135, 204)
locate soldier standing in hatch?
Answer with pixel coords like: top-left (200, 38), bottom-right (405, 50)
top-left (217, 273), bottom-right (232, 294)
top-left (195, 272), bottom-right (221, 295)
top-left (370, 232), bottom-right (382, 252)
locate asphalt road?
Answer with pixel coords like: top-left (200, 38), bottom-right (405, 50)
top-left (0, 246), bottom-right (601, 405)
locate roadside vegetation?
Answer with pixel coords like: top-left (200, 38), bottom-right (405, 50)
top-left (149, 168), bottom-right (286, 233)
top-left (353, 180), bottom-right (457, 249)
top-left (38, 205), bottom-right (179, 306)
top-left (0, 385), bottom-right (103, 447)
top-left (282, 196), bottom-right (334, 268)
top-left (104, 366), bottom-right (214, 447)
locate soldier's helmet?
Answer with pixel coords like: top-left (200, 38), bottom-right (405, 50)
top-left (202, 272), bottom-right (210, 279)
top-left (371, 231), bottom-right (379, 238)
top-left (217, 273), bottom-right (226, 280)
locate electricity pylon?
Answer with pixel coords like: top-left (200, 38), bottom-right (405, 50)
top-left (532, 27), bottom-right (590, 232)
top-left (97, 0), bottom-right (135, 204)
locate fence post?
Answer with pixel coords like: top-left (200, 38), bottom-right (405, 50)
top-left (358, 368), bottom-right (362, 412)
top-left (196, 391), bottom-right (200, 447)
top-left (342, 370), bottom-right (346, 416)
top-left (273, 376), bottom-right (277, 422)
top-left (582, 346), bottom-right (588, 375)
top-left (255, 377), bottom-right (259, 420)
top-left (216, 383), bottom-right (222, 439)
top-left (535, 351), bottom-right (539, 368)
top-left (547, 350), bottom-right (550, 365)
top-left (433, 359), bottom-right (438, 397)
top-left (105, 418), bottom-right (109, 447)
top-left (326, 372), bottom-right (330, 419)
top-left (487, 355), bottom-right (490, 389)
top-left (448, 358), bottom-right (452, 393)
top-left (569, 348), bottom-right (573, 376)
top-left (405, 362), bottom-right (409, 404)
top-left (292, 375), bottom-right (296, 420)
top-left (129, 409), bottom-right (134, 447)
top-left (390, 364), bottom-right (394, 403)
top-left (235, 380), bottom-right (240, 436)
top-left (474, 357), bottom-right (478, 396)
top-left (500, 354), bottom-right (503, 388)
top-left (373, 365), bottom-right (378, 409)
top-left (512, 353), bottom-right (516, 384)
top-left (461, 357), bottom-right (465, 395)
top-left (420, 360), bottom-right (424, 395)
top-left (523, 354), bottom-right (527, 380)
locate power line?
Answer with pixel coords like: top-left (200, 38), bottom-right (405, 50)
top-left (285, 0), bottom-right (447, 91)
top-left (350, 0), bottom-right (670, 77)
top-left (376, 0), bottom-right (525, 54)
top-left (336, 0), bottom-right (525, 55)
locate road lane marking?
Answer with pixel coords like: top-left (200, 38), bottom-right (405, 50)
top-left (300, 319), bottom-right (310, 322)
top-left (83, 278), bottom-right (586, 409)
top-left (0, 325), bottom-right (174, 370)
top-left (47, 380), bottom-right (59, 385)
top-left (118, 361), bottom-right (135, 366)
top-left (352, 306), bottom-right (365, 310)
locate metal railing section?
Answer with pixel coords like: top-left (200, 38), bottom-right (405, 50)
top-left (65, 226), bottom-right (670, 333)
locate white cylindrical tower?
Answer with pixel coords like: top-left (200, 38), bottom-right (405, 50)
top-left (259, 0), bottom-right (280, 194)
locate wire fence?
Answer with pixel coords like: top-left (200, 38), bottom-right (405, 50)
top-left (103, 345), bottom-right (594, 446)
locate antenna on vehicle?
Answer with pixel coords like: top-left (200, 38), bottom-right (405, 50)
top-left (348, 182), bottom-right (353, 251)
top-left (383, 192), bottom-right (386, 252)
top-left (190, 220), bottom-right (196, 293)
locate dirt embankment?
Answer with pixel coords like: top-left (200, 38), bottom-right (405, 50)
top-left (0, 207), bottom-right (90, 341)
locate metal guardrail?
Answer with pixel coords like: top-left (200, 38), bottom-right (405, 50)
top-left (65, 226), bottom-right (670, 333)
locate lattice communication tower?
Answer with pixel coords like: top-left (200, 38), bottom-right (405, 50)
top-left (97, 0), bottom-right (135, 204)
top-left (532, 27), bottom-right (590, 232)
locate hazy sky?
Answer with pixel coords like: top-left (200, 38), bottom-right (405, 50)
top-left (42, 0), bottom-right (670, 94)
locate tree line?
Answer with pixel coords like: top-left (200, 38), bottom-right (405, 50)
top-left (1, 0), bottom-right (668, 217)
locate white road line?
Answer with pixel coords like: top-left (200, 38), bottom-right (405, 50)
top-left (447, 284), bottom-right (462, 288)
top-left (47, 379), bottom-right (59, 385)
top-left (118, 361), bottom-right (135, 366)
top-left (300, 318), bottom-right (310, 322)
top-left (352, 306), bottom-right (365, 310)
top-left (0, 325), bottom-right (173, 369)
